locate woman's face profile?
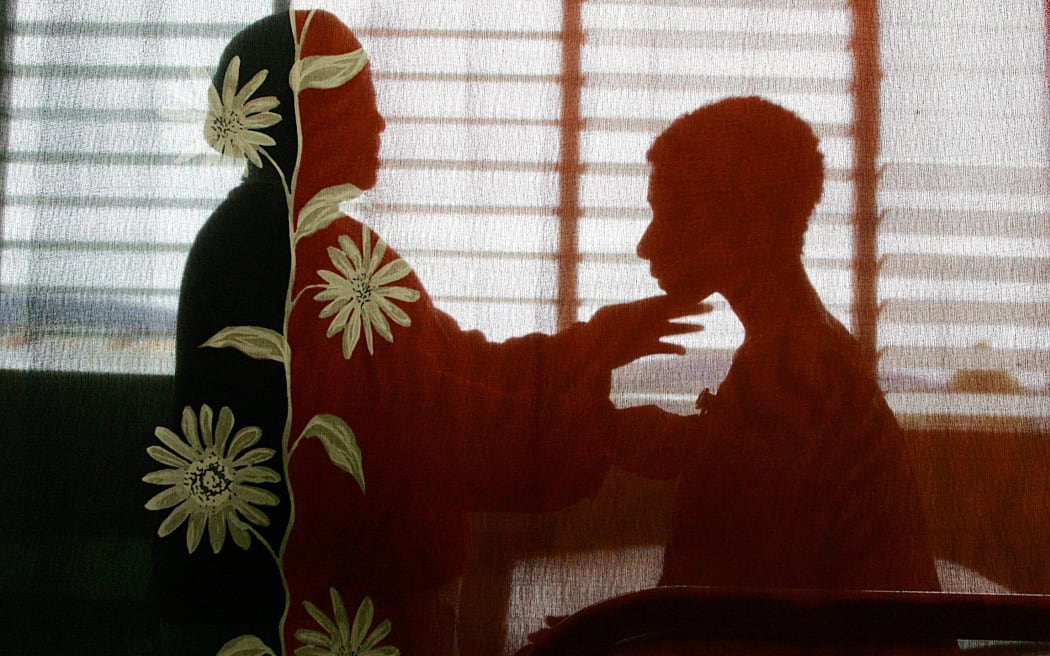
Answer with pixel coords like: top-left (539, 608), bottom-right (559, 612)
top-left (306, 64), bottom-right (386, 191)
top-left (340, 67), bottom-right (385, 190)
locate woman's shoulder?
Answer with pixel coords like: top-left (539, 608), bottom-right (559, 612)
top-left (190, 182), bottom-right (289, 256)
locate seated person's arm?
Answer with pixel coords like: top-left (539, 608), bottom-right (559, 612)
top-left (606, 405), bottom-right (709, 480)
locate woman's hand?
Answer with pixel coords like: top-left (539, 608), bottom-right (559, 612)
top-left (582, 295), bottom-right (712, 371)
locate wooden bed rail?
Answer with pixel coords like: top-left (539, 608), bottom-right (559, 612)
top-left (522, 587), bottom-right (1050, 655)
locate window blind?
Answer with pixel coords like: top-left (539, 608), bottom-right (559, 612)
top-left (2, 0), bottom-right (1046, 432)
top-left (330, 0), bottom-right (567, 342)
top-left (0, 1), bottom-right (268, 373)
top-left (876, 0), bottom-right (1050, 431)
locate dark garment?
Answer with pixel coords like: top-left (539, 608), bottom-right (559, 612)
top-left (661, 313), bottom-right (940, 593)
top-left (149, 181), bottom-right (291, 651)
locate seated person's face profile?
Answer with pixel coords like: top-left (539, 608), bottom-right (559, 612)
top-left (637, 166), bottom-right (732, 304)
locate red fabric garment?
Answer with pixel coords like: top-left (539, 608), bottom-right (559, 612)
top-left (281, 223), bottom-right (614, 653)
top-left (279, 11), bottom-right (613, 653)
top-left (282, 221), bottom-right (613, 552)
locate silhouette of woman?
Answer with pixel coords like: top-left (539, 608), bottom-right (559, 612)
top-left (146, 11), bottom-right (703, 655)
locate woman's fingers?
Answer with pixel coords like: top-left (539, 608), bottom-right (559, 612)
top-left (659, 321), bottom-right (704, 337)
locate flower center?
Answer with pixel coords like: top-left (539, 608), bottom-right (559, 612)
top-left (184, 452), bottom-right (234, 513)
top-left (334, 644), bottom-right (355, 656)
top-left (350, 273), bottom-right (374, 306)
top-left (210, 110), bottom-right (246, 142)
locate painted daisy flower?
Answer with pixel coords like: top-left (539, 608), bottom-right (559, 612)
top-left (296, 589), bottom-right (399, 656)
top-left (144, 404), bottom-right (280, 554)
top-left (314, 224), bottom-right (420, 359)
top-left (204, 55), bottom-right (282, 168)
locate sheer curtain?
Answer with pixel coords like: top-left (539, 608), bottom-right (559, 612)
top-left (1, 0), bottom-right (1048, 654)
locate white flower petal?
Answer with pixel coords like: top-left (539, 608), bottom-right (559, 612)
top-left (237, 484), bottom-right (280, 507)
top-left (242, 96), bottom-right (280, 114)
top-left (234, 67), bottom-right (269, 105)
top-left (360, 225), bottom-right (373, 267)
top-left (214, 406), bottom-right (235, 453)
top-left (367, 302), bottom-right (394, 344)
top-left (315, 287), bottom-right (348, 304)
top-left (243, 112), bottom-right (282, 130)
top-left (199, 404), bottom-right (215, 449)
top-left (319, 298), bottom-right (349, 321)
top-left (208, 511), bottom-right (227, 554)
top-left (372, 259), bottom-right (412, 287)
top-left (360, 619), bottom-right (392, 652)
top-left (294, 629), bottom-right (332, 649)
top-left (349, 595), bottom-right (371, 647)
top-left (146, 485), bottom-right (186, 511)
top-left (227, 426), bottom-right (262, 460)
top-left (206, 84), bottom-right (222, 115)
top-left (186, 512), bottom-right (207, 553)
top-left (317, 269), bottom-right (348, 287)
top-left (223, 141), bottom-right (246, 160)
top-left (142, 468), bottom-right (182, 486)
top-left (235, 500), bottom-right (271, 527)
top-left (146, 444), bottom-right (189, 469)
top-left (328, 247), bottom-right (356, 278)
top-left (368, 238), bottom-right (388, 275)
top-left (304, 600), bottom-right (340, 639)
top-left (239, 130), bottom-right (277, 146)
top-left (333, 589), bottom-right (353, 645)
top-left (377, 285), bottom-right (420, 303)
top-left (221, 56), bottom-right (241, 110)
top-left (157, 500), bottom-right (193, 537)
top-left (227, 513), bottom-right (252, 550)
top-left (236, 466), bottom-right (280, 484)
top-left (180, 407), bottom-right (202, 452)
top-left (321, 297), bottom-right (352, 323)
top-left (375, 297), bottom-right (411, 328)
top-left (326, 303), bottom-right (354, 335)
top-left (337, 235), bottom-right (363, 270)
top-left (233, 446), bottom-right (276, 468)
top-left (245, 146), bottom-right (264, 169)
top-left (343, 309), bottom-right (363, 358)
top-left (362, 310), bottom-right (376, 355)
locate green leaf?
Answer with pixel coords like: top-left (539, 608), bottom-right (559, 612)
top-left (289, 49), bottom-right (368, 92)
top-left (215, 634), bottom-right (276, 656)
top-left (299, 414), bottom-right (365, 493)
top-left (295, 183), bottom-right (363, 242)
top-left (202, 326), bottom-right (289, 363)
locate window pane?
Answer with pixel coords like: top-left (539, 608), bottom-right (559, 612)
top-left (1, 3), bottom-right (262, 373)
top-left (877, 0), bottom-right (1050, 431)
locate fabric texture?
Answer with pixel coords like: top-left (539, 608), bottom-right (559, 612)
top-left (3, 2), bottom-right (1049, 655)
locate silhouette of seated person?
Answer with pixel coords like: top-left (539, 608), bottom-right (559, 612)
top-left (624, 97), bottom-right (940, 594)
top-left (149, 11), bottom-right (704, 656)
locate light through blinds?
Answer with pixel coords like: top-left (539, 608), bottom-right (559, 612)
top-left (1, 1), bottom-right (268, 373)
top-left (2, 0), bottom-right (1046, 432)
top-left (331, 0), bottom-right (567, 342)
top-left (876, 0), bottom-right (1050, 431)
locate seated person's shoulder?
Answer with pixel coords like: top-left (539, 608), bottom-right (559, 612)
top-left (716, 316), bottom-right (883, 428)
